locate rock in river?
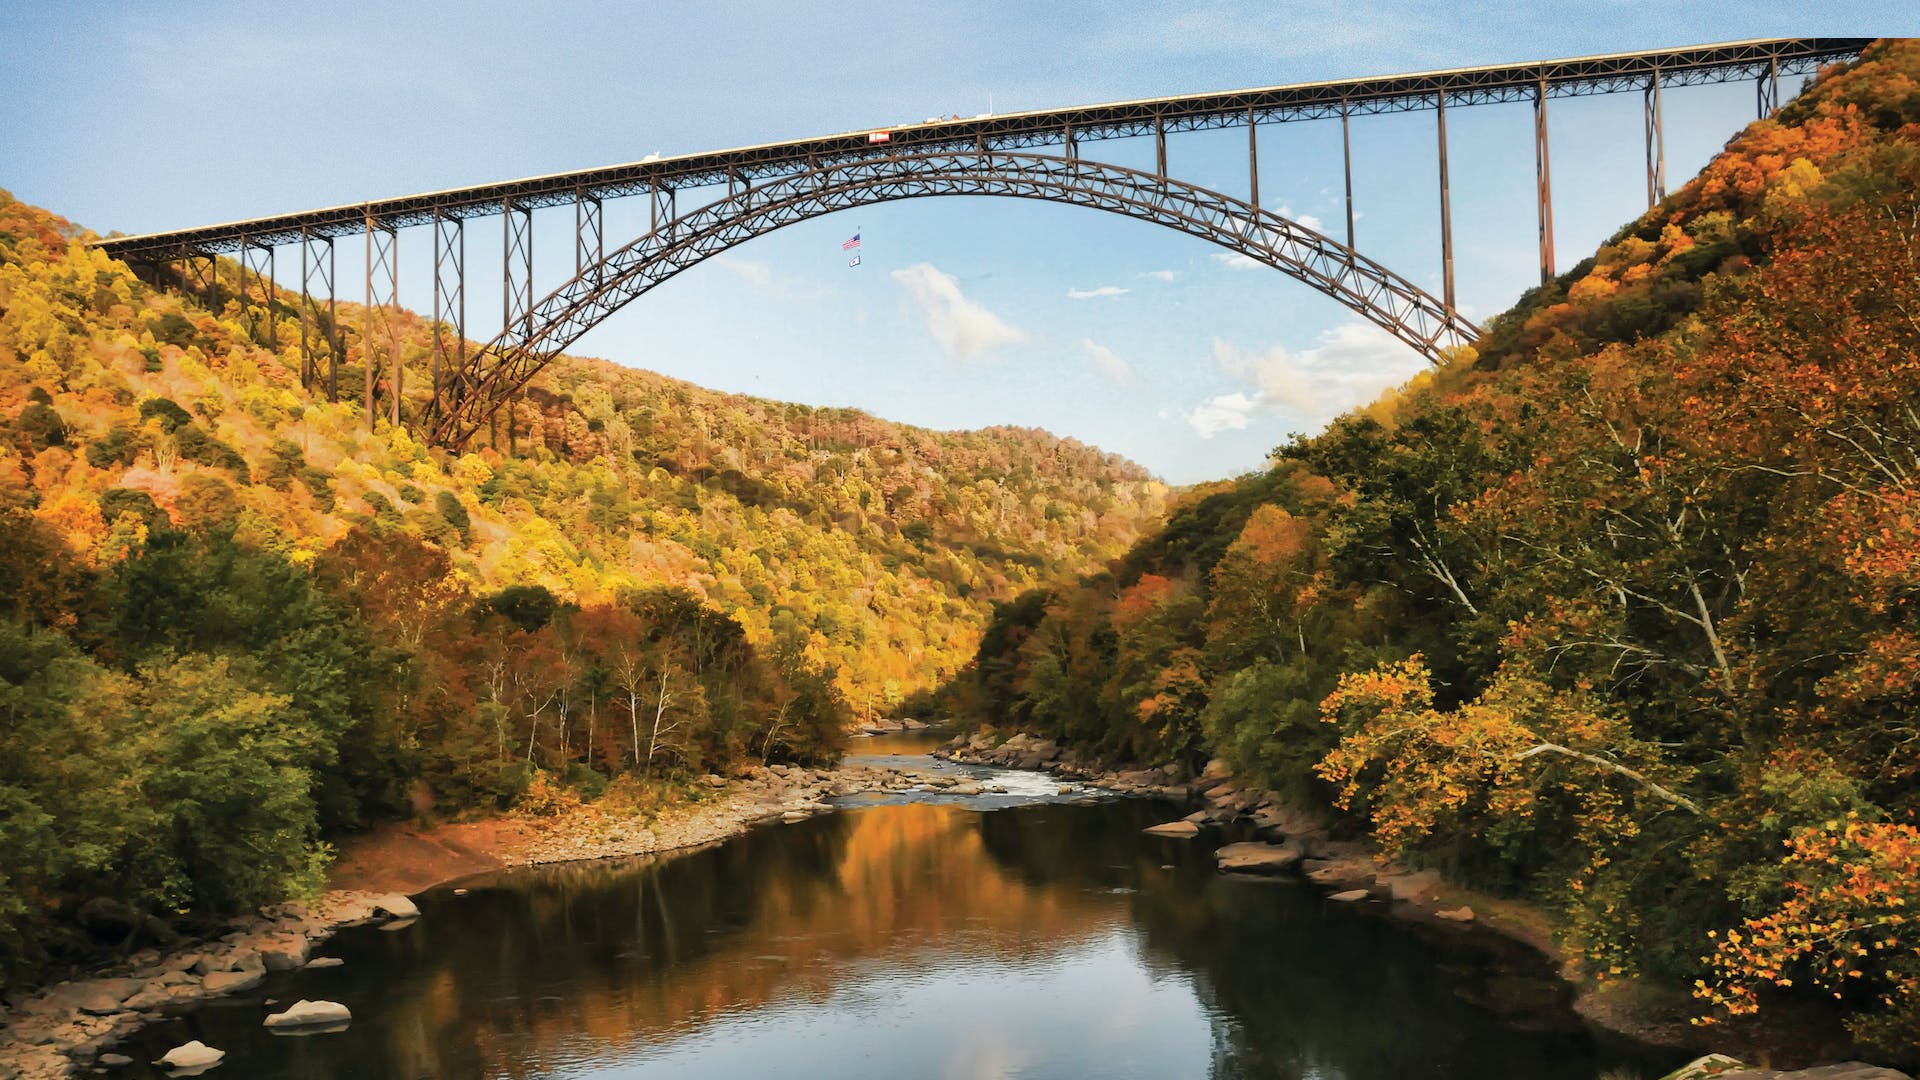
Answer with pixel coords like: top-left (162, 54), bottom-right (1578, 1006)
top-left (263, 999), bottom-right (352, 1029)
top-left (75, 977), bottom-right (145, 1015)
top-left (372, 893), bottom-right (419, 919)
top-left (156, 1040), bottom-right (224, 1070)
top-left (202, 968), bottom-right (264, 995)
top-left (1214, 841), bottom-right (1304, 875)
top-left (1660, 1056), bottom-right (1914, 1080)
top-left (1142, 820), bottom-right (1201, 839)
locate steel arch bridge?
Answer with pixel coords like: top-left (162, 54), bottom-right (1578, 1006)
top-left (93, 36), bottom-right (1873, 451)
top-left (430, 150), bottom-right (1476, 448)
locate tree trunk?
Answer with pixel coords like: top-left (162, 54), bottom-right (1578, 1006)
top-left (645, 669), bottom-right (673, 780)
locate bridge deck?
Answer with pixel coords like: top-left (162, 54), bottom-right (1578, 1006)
top-left (94, 37), bottom-right (1871, 260)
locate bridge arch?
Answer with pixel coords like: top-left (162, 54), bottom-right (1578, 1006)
top-left (431, 150), bottom-right (1480, 448)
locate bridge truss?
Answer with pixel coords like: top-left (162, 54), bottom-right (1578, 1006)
top-left (93, 37), bottom-right (1872, 449)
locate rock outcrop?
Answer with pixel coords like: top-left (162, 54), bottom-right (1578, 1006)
top-left (1213, 841), bottom-right (1304, 875)
top-left (154, 1041), bottom-right (223, 1069)
top-left (262, 999), bottom-right (352, 1029)
top-left (1659, 1056), bottom-right (1913, 1080)
top-left (1143, 820), bottom-right (1201, 839)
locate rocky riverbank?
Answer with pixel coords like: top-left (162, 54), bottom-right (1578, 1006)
top-left (0, 757), bottom-right (965, 1079)
top-left (935, 730), bottom-right (1916, 1079)
top-left (937, 731), bottom-right (1482, 925)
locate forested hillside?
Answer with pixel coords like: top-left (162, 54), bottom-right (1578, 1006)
top-left (0, 190), bottom-right (1163, 988)
top-left (944, 39), bottom-right (1920, 1054)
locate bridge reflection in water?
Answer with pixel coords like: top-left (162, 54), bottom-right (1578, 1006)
top-left (122, 798), bottom-right (1684, 1079)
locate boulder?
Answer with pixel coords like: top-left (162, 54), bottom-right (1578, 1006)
top-left (122, 982), bottom-right (178, 1010)
top-left (1436, 906), bottom-right (1476, 923)
top-left (184, 946), bottom-right (250, 975)
top-left (1658, 1059), bottom-right (1750, 1080)
top-left (1202, 783), bottom-right (1238, 806)
top-left (1142, 820), bottom-right (1201, 839)
top-left (1657, 1058), bottom-right (1913, 1080)
top-left (155, 1040), bottom-right (224, 1069)
top-left (371, 893), bottom-right (419, 919)
top-left (202, 969), bottom-right (264, 995)
top-left (260, 937), bottom-right (309, 972)
top-left (1328, 889), bottom-right (1370, 902)
top-left (74, 978), bottom-right (146, 1015)
top-left (99, 1053), bottom-right (134, 1067)
top-left (1214, 842), bottom-right (1304, 875)
top-left (306, 957), bottom-right (345, 969)
top-left (263, 999), bottom-right (352, 1029)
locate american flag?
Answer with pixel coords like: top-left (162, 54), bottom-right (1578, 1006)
top-left (842, 232), bottom-right (862, 252)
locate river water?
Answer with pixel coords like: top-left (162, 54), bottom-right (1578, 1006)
top-left (121, 734), bottom-right (1686, 1078)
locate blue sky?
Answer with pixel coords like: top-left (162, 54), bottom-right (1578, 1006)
top-left (0, 2), bottom-right (1904, 482)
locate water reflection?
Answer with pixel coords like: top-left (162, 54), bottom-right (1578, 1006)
top-left (123, 798), bottom-right (1683, 1079)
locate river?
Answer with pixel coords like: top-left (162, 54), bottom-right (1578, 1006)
top-left (120, 734), bottom-right (1686, 1078)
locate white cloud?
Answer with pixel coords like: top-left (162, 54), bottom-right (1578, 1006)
top-left (715, 256), bottom-right (775, 288)
top-left (1080, 339), bottom-right (1137, 387)
top-left (1210, 339), bottom-right (1317, 411)
top-left (1212, 252), bottom-right (1262, 271)
top-left (1067, 285), bottom-right (1129, 300)
top-left (1274, 204), bottom-right (1326, 234)
top-left (1141, 269), bottom-right (1178, 283)
top-left (1187, 392), bottom-right (1258, 437)
top-left (889, 262), bottom-right (1028, 363)
top-left (1184, 321), bottom-right (1427, 439)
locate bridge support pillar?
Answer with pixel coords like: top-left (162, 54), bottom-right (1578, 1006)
top-left (1153, 114), bottom-right (1167, 185)
top-left (1246, 107), bottom-right (1259, 212)
top-left (363, 215), bottom-right (400, 432)
top-left (183, 251), bottom-right (220, 316)
top-left (432, 209), bottom-right (465, 426)
top-left (504, 198), bottom-right (534, 342)
top-left (239, 237), bottom-right (276, 352)
top-left (1534, 79), bottom-right (1556, 285)
top-left (650, 185), bottom-right (676, 238)
top-left (1644, 72), bottom-right (1667, 207)
top-left (1757, 54), bottom-right (1781, 118)
top-left (1341, 100), bottom-right (1356, 256)
top-left (1436, 93), bottom-right (1455, 319)
top-left (299, 228), bottom-right (338, 400)
top-left (575, 190), bottom-right (603, 283)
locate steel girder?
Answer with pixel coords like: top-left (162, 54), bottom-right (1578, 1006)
top-left (428, 150), bottom-right (1480, 448)
top-left (238, 239), bottom-right (276, 350)
top-left (92, 38), bottom-right (1870, 263)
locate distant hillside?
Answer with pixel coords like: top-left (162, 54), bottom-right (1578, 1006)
top-left (0, 202), bottom-right (1165, 708)
top-left (941, 39), bottom-right (1920, 1056)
